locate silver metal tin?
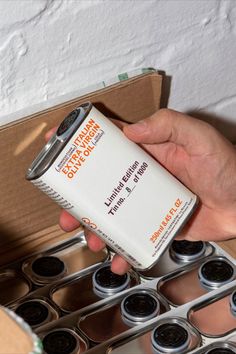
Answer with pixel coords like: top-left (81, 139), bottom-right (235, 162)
top-left (77, 272), bottom-right (235, 353)
top-left (198, 257), bottom-right (235, 291)
top-left (170, 240), bottom-right (206, 263)
top-left (100, 316), bottom-right (201, 354)
top-left (9, 262), bottom-right (125, 330)
top-left (30, 255), bottom-right (67, 284)
top-left (194, 341), bottom-right (236, 353)
top-left (14, 298), bottom-right (58, 329)
top-left (51, 262), bottom-right (139, 313)
top-left (230, 290), bottom-right (236, 317)
top-left (26, 102), bottom-right (198, 271)
top-left (205, 344), bottom-right (236, 354)
top-left (92, 262), bottom-right (131, 298)
top-left (120, 289), bottom-right (160, 327)
top-left (138, 242), bottom-right (214, 280)
top-left (75, 285), bottom-right (169, 344)
top-left (35, 283), bottom-right (169, 347)
top-left (151, 318), bottom-right (191, 353)
top-left (1, 238), bottom-right (235, 353)
top-left (157, 256), bottom-right (235, 307)
top-left (41, 328), bottom-right (83, 354)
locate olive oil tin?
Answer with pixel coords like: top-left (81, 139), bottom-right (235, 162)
top-left (26, 103), bottom-right (198, 270)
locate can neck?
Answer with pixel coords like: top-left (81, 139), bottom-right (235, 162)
top-left (26, 102), bottom-right (92, 180)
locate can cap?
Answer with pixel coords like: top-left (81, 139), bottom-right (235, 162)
top-left (151, 322), bottom-right (190, 353)
top-left (43, 329), bottom-right (79, 354)
top-left (170, 240), bottom-right (206, 263)
top-left (31, 256), bottom-right (66, 280)
top-left (15, 300), bottom-right (50, 328)
top-left (198, 258), bottom-right (235, 291)
top-left (121, 290), bottom-right (160, 327)
top-left (230, 290), bottom-right (236, 317)
top-left (92, 263), bottom-right (130, 298)
top-left (57, 109), bottom-right (81, 137)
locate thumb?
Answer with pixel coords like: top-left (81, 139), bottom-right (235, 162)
top-left (123, 109), bottom-right (212, 152)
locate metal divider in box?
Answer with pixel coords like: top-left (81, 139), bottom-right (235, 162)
top-left (80, 284), bottom-right (236, 354)
top-left (228, 330), bottom-right (236, 343)
top-left (0, 268), bottom-right (31, 306)
top-left (22, 234), bottom-right (108, 286)
top-left (8, 262), bottom-right (138, 330)
top-left (139, 240), bottom-right (214, 279)
top-left (51, 262), bottom-right (139, 313)
top-left (158, 256), bottom-right (236, 306)
top-left (34, 242), bottom-right (235, 354)
top-left (36, 308), bottom-right (91, 354)
top-left (188, 287), bottom-right (236, 337)
top-left (35, 285), bottom-right (170, 352)
top-left (108, 317), bottom-right (201, 354)
top-left (225, 334), bottom-right (236, 354)
top-left (77, 288), bottom-right (169, 345)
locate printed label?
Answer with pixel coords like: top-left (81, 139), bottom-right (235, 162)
top-left (55, 118), bottom-right (104, 179)
top-left (104, 160), bottom-right (148, 215)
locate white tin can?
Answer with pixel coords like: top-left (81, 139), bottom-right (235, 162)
top-left (26, 102), bottom-right (198, 270)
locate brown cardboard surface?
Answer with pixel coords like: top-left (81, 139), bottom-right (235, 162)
top-left (0, 72), bottom-right (162, 266)
top-left (218, 239), bottom-right (236, 258)
top-left (0, 308), bottom-right (33, 354)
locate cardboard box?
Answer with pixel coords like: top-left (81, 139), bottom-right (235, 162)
top-left (0, 71), bottom-right (235, 352)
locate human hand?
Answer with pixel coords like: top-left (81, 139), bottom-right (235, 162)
top-left (123, 109), bottom-right (236, 242)
top-left (46, 109), bottom-right (236, 274)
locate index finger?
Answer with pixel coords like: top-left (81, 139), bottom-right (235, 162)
top-left (45, 127), bottom-right (58, 142)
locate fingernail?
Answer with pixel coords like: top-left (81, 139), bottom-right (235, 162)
top-left (126, 120), bottom-right (147, 134)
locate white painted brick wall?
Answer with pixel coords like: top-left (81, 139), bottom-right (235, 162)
top-left (1, 0), bottom-right (236, 140)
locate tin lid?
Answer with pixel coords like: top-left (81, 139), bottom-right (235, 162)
top-left (31, 256), bottom-right (66, 280)
top-left (121, 290), bottom-right (160, 327)
top-left (151, 322), bottom-right (190, 353)
top-left (15, 300), bottom-right (50, 328)
top-left (92, 263), bottom-right (130, 298)
top-left (42, 329), bottom-right (79, 354)
top-left (198, 258), bottom-right (235, 291)
top-left (170, 240), bottom-right (206, 263)
top-left (230, 290), bottom-right (236, 317)
top-left (26, 102), bottom-right (92, 180)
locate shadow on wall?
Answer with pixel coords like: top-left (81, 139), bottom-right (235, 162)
top-left (159, 71), bottom-right (172, 110)
top-left (159, 71), bottom-right (236, 144)
top-left (187, 110), bottom-right (236, 144)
